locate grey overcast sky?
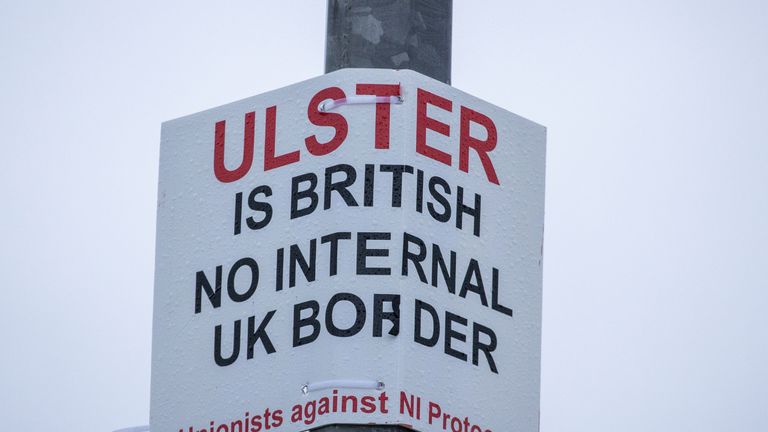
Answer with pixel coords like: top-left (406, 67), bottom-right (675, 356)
top-left (1, 1), bottom-right (766, 431)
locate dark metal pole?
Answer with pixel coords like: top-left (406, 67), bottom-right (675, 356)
top-left (325, 0), bottom-right (453, 84)
top-left (318, 2), bottom-right (452, 430)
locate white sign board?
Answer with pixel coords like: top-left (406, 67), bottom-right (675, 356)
top-left (152, 69), bottom-right (545, 432)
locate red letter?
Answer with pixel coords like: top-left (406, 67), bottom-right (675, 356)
top-left (416, 88), bottom-right (452, 166)
top-left (305, 87), bottom-right (348, 156)
top-left (428, 401), bottom-right (442, 424)
top-left (356, 83), bottom-right (400, 149)
top-left (264, 105), bottom-right (300, 171)
top-left (213, 112), bottom-right (255, 183)
top-left (460, 106), bottom-right (500, 185)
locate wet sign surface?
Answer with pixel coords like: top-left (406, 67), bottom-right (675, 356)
top-left (151, 69), bottom-right (546, 432)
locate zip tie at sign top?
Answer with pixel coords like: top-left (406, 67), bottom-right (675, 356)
top-left (301, 379), bottom-right (385, 395)
top-left (319, 93), bottom-right (403, 113)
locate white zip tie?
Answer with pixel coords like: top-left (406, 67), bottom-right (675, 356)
top-left (301, 379), bottom-right (385, 394)
top-left (319, 95), bottom-right (404, 112)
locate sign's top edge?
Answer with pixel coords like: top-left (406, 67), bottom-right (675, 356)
top-left (161, 68), bottom-right (545, 130)
top-left (387, 69), bottom-right (546, 130)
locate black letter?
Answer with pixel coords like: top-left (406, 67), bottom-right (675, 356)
top-left (324, 164), bottom-right (359, 209)
top-left (214, 320), bottom-right (241, 367)
top-left (364, 164), bottom-right (375, 207)
top-left (321, 232), bottom-right (352, 276)
top-left (275, 248), bottom-right (284, 291)
top-left (247, 311), bottom-right (277, 358)
top-left (356, 232), bottom-right (391, 275)
top-left (491, 268), bottom-right (513, 317)
top-left (473, 322), bottom-right (498, 373)
top-left (227, 257), bottom-right (259, 302)
top-left (379, 164), bottom-right (414, 207)
top-left (291, 172), bottom-right (318, 219)
top-left (289, 239), bottom-right (316, 287)
top-left (459, 259), bottom-right (489, 306)
top-left (415, 169), bottom-right (424, 213)
top-left (444, 311), bottom-right (467, 362)
top-left (373, 294), bottom-right (400, 336)
top-left (401, 232), bottom-right (427, 283)
top-left (234, 192), bottom-right (243, 235)
top-left (431, 244), bottom-right (456, 294)
top-left (427, 176), bottom-right (451, 223)
top-left (195, 266), bottom-right (222, 313)
top-left (456, 186), bottom-right (481, 237)
top-left (246, 185), bottom-right (273, 230)
top-left (293, 301), bottom-right (320, 347)
top-left (325, 293), bottom-right (366, 337)
top-left (414, 299), bottom-right (439, 347)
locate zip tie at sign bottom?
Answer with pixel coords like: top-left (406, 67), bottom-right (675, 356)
top-left (301, 379), bottom-right (385, 395)
top-left (319, 94), bottom-right (403, 113)
top-left (113, 427), bottom-right (150, 432)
